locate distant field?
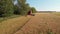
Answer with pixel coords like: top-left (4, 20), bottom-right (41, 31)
top-left (52, 12), bottom-right (60, 16)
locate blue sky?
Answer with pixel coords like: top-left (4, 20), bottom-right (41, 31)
top-left (26, 0), bottom-right (60, 11)
top-left (14, 0), bottom-right (17, 5)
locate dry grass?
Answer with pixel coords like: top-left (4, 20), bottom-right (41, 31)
top-left (0, 13), bottom-right (60, 34)
top-left (14, 13), bottom-right (60, 34)
top-left (0, 16), bottom-right (31, 34)
top-left (52, 12), bottom-right (60, 16)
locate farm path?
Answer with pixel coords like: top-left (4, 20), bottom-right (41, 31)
top-left (14, 13), bottom-right (60, 34)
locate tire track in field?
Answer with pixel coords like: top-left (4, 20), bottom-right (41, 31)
top-left (14, 13), bottom-right (60, 34)
top-left (13, 16), bottom-right (32, 34)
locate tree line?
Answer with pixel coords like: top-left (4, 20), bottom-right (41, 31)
top-left (0, 0), bottom-right (36, 17)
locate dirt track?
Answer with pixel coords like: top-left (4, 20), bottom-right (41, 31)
top-left (14, 13), bottom-right (60, 34)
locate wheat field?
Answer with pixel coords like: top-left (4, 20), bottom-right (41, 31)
top-left (0, 13), bottom-right (60, 34)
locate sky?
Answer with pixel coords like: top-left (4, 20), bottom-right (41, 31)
top-left (26, 0), bottom-right (60, 11)
top-left (14, 0), bottom-right (17, 5)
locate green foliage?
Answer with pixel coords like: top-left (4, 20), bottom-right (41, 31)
top-left (0, 0), bottom-right (36, 17)
top-left (31, 7), bottom-right (37, 13)
top-left (47, 29), bottom-right (53, 34)
top-left (0, 0), bottom-right (14, 17)
top-left (17, 0), bottom-right (31, 15)
top-left (14, 5), bottom-right (20, 15)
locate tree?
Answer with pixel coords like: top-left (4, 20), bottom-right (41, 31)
top-left (17, 0), bottom-right (30, 15)
top-left (0, 0), bottom-right (37, 17)
top-left (0, 0), bottom-right (14, 17)
top-left (31, 7), bottom-right (37, 13)
top-left (14, 5), bottom-right (20, 15)
top-left (5, 0), bottom-right (14, 16)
